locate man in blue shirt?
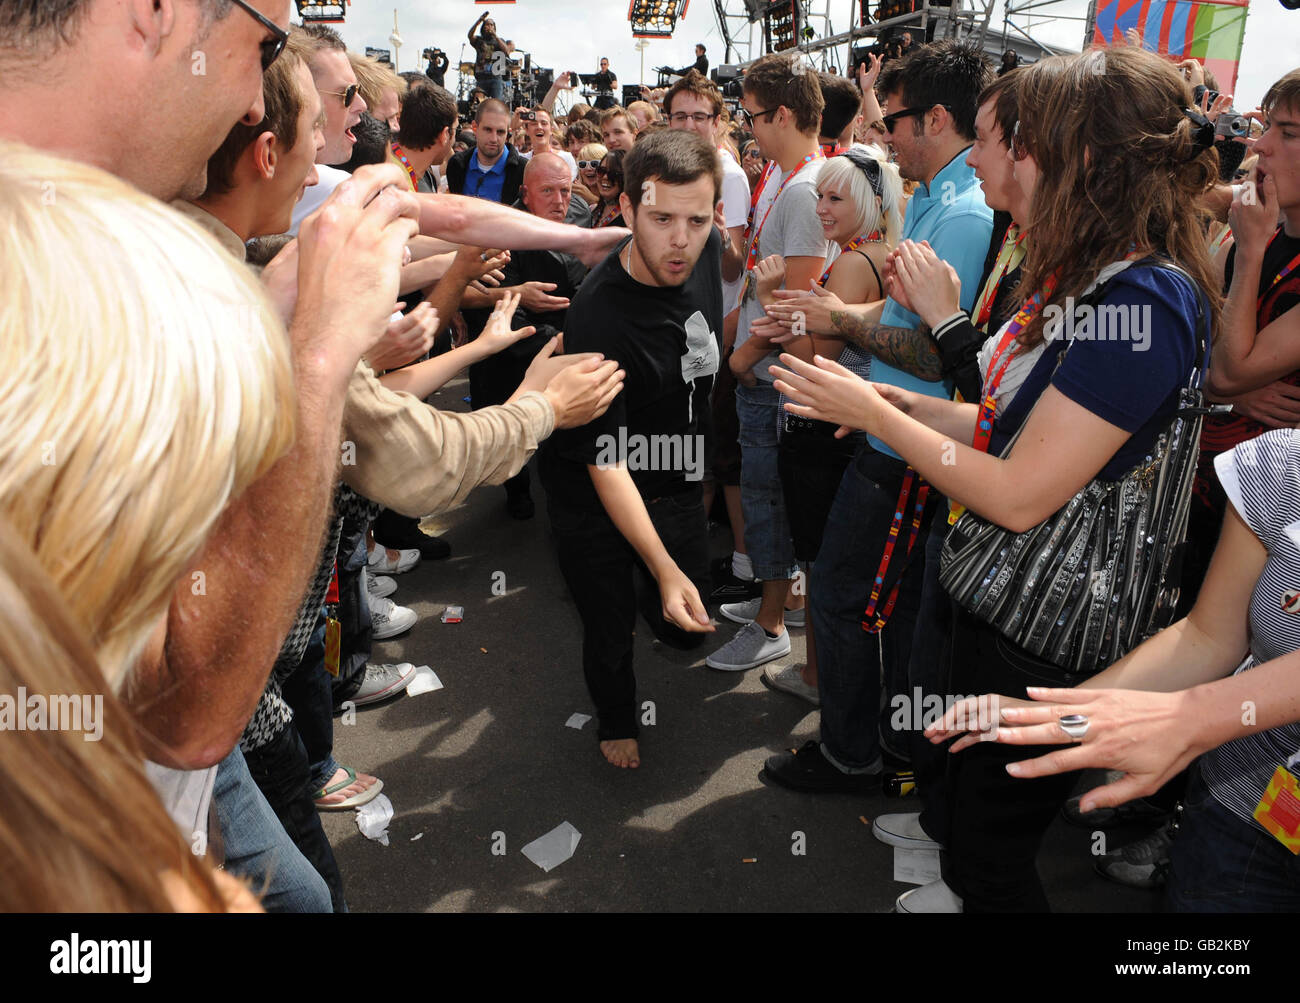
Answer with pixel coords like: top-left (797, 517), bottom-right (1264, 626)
top-left (446, 99), bottom-right (527, 204)
top-left (761, 42), bottom-right (994, 802)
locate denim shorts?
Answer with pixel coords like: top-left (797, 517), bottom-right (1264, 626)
top-left (735, 381), bottom-right (798, 581)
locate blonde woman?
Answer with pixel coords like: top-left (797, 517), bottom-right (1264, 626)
top-left (348, 52), bottom-right (407, 133)
top-left (0, 143), bottom-right (294, 908)
top-left (575, 141), bottom-right (608, 207)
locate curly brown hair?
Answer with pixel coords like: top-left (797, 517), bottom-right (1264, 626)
top-left (1011, 47), bottom-right (1221, 347)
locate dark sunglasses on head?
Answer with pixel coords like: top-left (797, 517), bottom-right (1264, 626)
top-left (229, 0), bottom-right (288, 72)
top-left (881, 103), bottom-right (953, 133)
top-left (323, 84), bottom-right (360, 108)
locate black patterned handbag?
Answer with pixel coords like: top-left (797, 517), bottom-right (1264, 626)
top-left (938, 261), bottom-right (1211, 675)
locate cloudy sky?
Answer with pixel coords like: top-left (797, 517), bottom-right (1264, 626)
top-left (329, 1), bottom-right (1295, 111)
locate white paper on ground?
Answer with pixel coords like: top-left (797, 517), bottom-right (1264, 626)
top-left (565, 713), bottom-right (592, 730)
top-left (356, 793), bottom-right (394, 846)
top-left (521, 821), bottom-right (582, 872)
top-left (893, 846), bottom-right (941, 885)
top-left (406, 665), bottom-right (443, 696)
top-left (410, 832), bottom-right (424, 842)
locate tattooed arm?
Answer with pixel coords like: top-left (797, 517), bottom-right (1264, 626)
top-left (830, 309), bottom-right (942, 381)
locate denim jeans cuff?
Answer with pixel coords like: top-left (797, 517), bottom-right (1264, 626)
top-left (821, 742), bottom-right (883, 775)
top-left (310, 756), bottom-right (343, 795)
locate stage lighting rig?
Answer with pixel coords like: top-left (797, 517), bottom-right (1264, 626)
top-left (294, 1), bottom-right (346, 24)
top-left (628, 0), bottom-right (690, 39)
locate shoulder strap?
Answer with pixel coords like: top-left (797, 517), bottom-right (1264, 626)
top-left (852, 247), bottom-right (885, 302)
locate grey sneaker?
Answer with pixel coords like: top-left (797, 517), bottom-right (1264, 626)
top-left (719, 597), bottom-right (806, 628)
top-left (351, 662), bottom-right (417, 707)
top-left (872, 811), bottom-right (942, 850)
top-left (1094, 821), bottom-right (1174, 889)
top-left (705, 621), bottom-right (791, 671)
top-left (761, 664), bottom-right (820, 705)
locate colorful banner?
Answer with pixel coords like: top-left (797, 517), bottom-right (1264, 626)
top-left (1092, 0), bottom-right (1250, 93)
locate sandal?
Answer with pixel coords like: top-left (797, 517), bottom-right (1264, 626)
top-left (312, 765), bottom-right (383, 811)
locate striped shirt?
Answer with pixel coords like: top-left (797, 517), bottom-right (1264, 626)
top-left (1199, 428), bottom-right (1300, 825)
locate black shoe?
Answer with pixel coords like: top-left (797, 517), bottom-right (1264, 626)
top-left (708, 572), bottom-right (763, 605)
top-left (762, 740), bottom-right (880, 794)
top-left (507, 490), bottom-right (535, 520)
top-left (374, 522), bottom-right (451, 560)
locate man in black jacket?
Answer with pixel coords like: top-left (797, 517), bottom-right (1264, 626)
top-left (445, 99), bottom-right (526, 203)
top-left (674, 44), bottom-right (709, 78)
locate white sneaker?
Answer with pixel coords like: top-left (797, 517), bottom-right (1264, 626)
top-left (872, 812), bottom-right (942, 851)
top-left (365, 570), bottom-right (398, 600)
top-left (368, 545), bottom-right (420, 575)
top-left (371, 596), bottom-right (418, 639)
top-left (719, 597), bottom-right (805, 628)
top-left (705, 621), bottom-right (791, 672)
top-left (761, 664), bottom-right (820, 705)
top-left (896, 878), bottom-right (962, 913)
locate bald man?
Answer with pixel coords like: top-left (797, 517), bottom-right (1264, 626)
top-left (461, 153), bottom-right (593, 517)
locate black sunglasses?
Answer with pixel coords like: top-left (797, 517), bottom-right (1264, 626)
top-left (881, 104), bottom-right (953, 133)
top-left (740, 107), bottom-right (779, 129)
top-left (595, 164), bottom-right (623, 180)
top-left (323, 84), bottom-right (360, 108)
top-left (229, 0), bottom-right (288, 72)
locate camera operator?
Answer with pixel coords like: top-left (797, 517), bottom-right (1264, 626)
top-left (424, 47), bottom-right (449, 88)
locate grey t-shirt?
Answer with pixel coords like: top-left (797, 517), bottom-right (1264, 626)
top-left (736, 161), bottom-right (832, 382)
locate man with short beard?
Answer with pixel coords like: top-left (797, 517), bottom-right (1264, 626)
top-left (540, 131), bottom-right (728, 770)
top-left (446, 99), bottom-right (526, 204)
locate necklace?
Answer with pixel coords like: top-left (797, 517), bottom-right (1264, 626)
top-left (625, 241), bottom-right (636, 282)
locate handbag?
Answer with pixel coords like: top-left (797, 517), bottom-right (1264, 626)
top-left (939, 260), bottom-right (1211, 675)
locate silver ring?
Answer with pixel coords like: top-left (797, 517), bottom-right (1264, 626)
top-left (479, 251), bottom-right (490, 262)
top-left (1058, 714), bottom-right (1089, 742)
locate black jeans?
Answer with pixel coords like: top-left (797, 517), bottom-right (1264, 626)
top-left (940, 606), bottom-right (1089, 911)
top-left (333, 512), bottom-right (372, 707)
top-left (242, 723), bottom-right (348, 913)
top-left (549, 488), bottom-right (711, 741)
top-left (910, 520), bottom-right (955, 838)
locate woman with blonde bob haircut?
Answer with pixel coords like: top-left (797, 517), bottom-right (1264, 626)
top-left (0, 142), bottom-right (294, 698)
top-left (0, 142), bottom-right (294, 910)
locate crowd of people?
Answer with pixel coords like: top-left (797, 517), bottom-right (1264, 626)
top-left (1, 0), bottom-right (1298, 916)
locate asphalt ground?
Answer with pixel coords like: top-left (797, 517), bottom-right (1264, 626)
top-left (320, 374), bottom-right (1164, 914)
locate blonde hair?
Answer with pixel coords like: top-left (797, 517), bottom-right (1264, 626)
top-left (816, 150), bottom-right (904, 248)
top-left (0, 142), bottom-right (295, 686)
top-left (578, 142), bottom-right (608, 163)
top-left (0, 523), bottom-right (234, 912)
top-left (348, 52), bottom-right (408, 113)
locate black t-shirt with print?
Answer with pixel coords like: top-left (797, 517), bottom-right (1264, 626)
top-left (540, 231), bottom-right (723, 511)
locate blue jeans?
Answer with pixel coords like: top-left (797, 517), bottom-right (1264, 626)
top-left (213, 746), bottom-right (332, 913)
top-left (736, 382), bottom-right (798, 581)
top-left (1167, 763), bottom-right (1300, 911)
top-left (810, 444), bottom-right (934, 771)
top-left (282, 614), bottom-right (341, 794)
top-left (476, 71), bottom-right (504, 100)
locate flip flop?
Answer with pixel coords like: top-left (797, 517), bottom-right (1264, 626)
top-left (312, 765), bottom-right (383, 811)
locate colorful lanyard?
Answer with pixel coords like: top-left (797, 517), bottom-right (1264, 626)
top-left (1259, 227), bottom-right (1300, 312)
top-left (972, 224), bottom-right (1027, 331)
top-left (598, 202), bottom-right (622, 227)
top-left (817, 232), bottom-right (878, 287)
top-left (820, 142), bottom-right (847, 158)
top-left (747, 161), bottom-right (776, 230)
top-left (391, 143), bottom-right (419, 191)
top-left (861, 468), bottom-right (931, 634)
top-left (745, 153), bottom-right (821, 274)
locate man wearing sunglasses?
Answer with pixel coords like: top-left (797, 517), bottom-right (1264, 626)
top-left (759, 43), bottom-right (996, 821)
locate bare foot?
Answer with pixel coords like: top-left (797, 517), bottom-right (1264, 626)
top-left (314, 767), bottom-right (380, 807)
top-left (600, 739), bottom-right (640, 769)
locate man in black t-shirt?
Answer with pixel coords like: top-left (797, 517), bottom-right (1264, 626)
top-left (593, 57), bottom-right (619, 111)
top-left (541, 131), bottom-right (728, 769)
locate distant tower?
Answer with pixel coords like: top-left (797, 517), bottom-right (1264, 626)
top-left (388, 9), bottom-right (404, 72)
